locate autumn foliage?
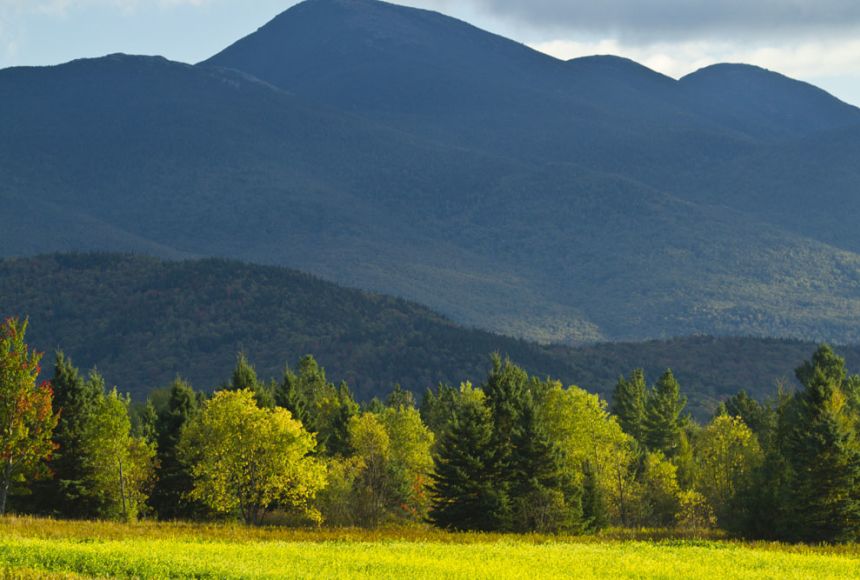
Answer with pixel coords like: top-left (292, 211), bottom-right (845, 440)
top-left (0, 318), bottom-right (58, 515)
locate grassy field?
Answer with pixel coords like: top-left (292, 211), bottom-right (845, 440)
top-left (1, 518), bottom-right (859, 579)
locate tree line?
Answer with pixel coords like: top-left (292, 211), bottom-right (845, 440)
top-left (1, 318), bottom-right (859, 542)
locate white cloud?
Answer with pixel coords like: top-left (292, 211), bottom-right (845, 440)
top-left (0, 0), bottom-right (212, 17)
top-left (531, 37), bottom-right (860, 82)
top-left (427, 0), bottom-right (860, 40)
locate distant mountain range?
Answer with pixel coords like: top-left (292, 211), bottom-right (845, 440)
top-left (4, 254), bottom-right (856, 419)
top-left (2, 0), bottom-right (860, 345)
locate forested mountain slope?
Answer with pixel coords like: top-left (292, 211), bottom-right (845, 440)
top-left (3, 254), bottom-right (858, 418)
top-left (3, 0), bottom-right (860, 345)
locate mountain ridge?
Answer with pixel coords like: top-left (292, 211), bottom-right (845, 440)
top-left (3, 0), bottom-right (860, 345)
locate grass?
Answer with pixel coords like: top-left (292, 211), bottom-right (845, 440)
top-left (1, 517), bottom-right (859, 579)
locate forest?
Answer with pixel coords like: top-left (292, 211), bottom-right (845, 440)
top-left (2, 316), bottom-right (859, 543)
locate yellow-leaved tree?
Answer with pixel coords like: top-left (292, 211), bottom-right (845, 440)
top-left (179, 389), bottom-right (326, 525)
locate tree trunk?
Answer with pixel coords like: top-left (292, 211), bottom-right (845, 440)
top-left (0, 460), bottom-right (13, 516)
top-left (118, 458), bottom-right (128, 521)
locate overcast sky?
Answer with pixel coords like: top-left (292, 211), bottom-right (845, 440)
top-left (1, 0), bottom-right (859, 106)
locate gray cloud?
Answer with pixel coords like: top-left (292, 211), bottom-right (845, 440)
top-left (413, 0), bottom-right (860, 41)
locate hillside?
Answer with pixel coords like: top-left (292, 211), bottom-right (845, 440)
top-left (3, 254), bottom-right (858, 418)
top-left (2, 0), bottom-right (860, 345)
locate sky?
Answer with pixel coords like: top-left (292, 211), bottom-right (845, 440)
top-left (1, 0), bottom-right (859, 106)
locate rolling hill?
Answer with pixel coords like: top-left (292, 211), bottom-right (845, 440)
top-left (3, 254), bottom-right (858, 419)
top-left (2, 0), bottom-right (860, 345)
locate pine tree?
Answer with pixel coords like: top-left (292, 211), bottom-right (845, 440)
top-left (228, 353), bottom-right (275, 408)
top-left (643, 369), bottom-right (687, 457)
top-left (149, 378), bottom-right (201, 520)
top-left (317, 382), bottom-right (359, 457)
top-left (781, 345), bottom-right (860, 543)
top-left (510, 399), bottom-right (579, 532)
top-left (612, 369), bottom-right (647, 444)
top-left (40, 352), bottom-right (103, 518)
top-left (482, 355), bottom-right (529, 528)
top-left (429, 395), bottom-right (505, 531)
top-left (277, 369), bottom-right (311, 428)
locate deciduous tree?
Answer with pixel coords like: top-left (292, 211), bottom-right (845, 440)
top-left (179, 389), bottom-right (325, 525)
top-left (0, 318), bottom-right (58, 515)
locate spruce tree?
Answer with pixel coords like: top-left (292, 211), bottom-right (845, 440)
top-left (781, 346), bottom-right (860, 543)
top-left (149, 378), bottom-right (201, 520)
top-left (643, 369), bottom-right (687, 457)
top-left (228, 353), bottom-right (275, 408)
top-left (317, 382), bottom-right (359, 457)
top-left (612, 369), bottom-right (647, 444)
top-left (277, 369), bottom-right (311, 428)
top-left (429, 395), bottom-right (505, 531)
top-left (509, 399), bottom-right (578, 532)
top-left (482, 355), bottom-right (529, 528)
top-left (40, 352), bottom-right (103, 518)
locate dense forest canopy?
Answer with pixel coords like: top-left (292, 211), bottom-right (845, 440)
top-left (3, 318), bottom-right (860, 543)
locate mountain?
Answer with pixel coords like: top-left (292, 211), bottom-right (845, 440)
top-left (3, 254), bottom-right (856, 419)
top-left (3, 0), bottom-right (860, 346)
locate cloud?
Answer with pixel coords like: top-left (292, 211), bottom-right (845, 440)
top-left (456, 0), bottom-right (860, 41)
top-left (0, 0), bottom-right (212, 17)
top-left (532, 37), bottom-right (860, 81)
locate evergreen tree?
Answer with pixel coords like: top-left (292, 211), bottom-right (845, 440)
top-left (276, 355), bottom-right (329, 430)
top-left (643, 369), bottom-right (687, 457)
top-left (509, 399), bottom-right (576, 532)
top-left (482, 355), bottom-right (529, 528)
top-left (386, 384), bottom-right (416, 410)
top-left (612, 369), bottom-right (647, 444)
top-left (420, 384), bottom-right (459, 440)
top-left (40, 353), bottom-right (103, 518)
top-left (276, 370), bottom-right (309, 427)
top-left (430, 395), bottom-right (505, 531)
top-left (228, 353), bottom-right (275, 408)
top-left (781, 346), bottom-right (860, 543)
top-left (723, 390), bottom-right (773, 438)
top-left (149, 378), bottom-right (201, 520)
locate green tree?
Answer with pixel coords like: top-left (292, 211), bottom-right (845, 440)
top-left (430, 388), bottom-right (506, 531)
top-left (278, 357), bottom-right (357, 456)
top-left (379, 405), bottom-right (434, 520)
top-left (228, 353), bottom-right (275, 409)
top-left (612, 369), bottom-right (647, 444)
top-left (179, 389), bottom-right (325, 525)
top-left (277, 355), bottom-right (329, 429)
top-left (315, 382), bottom-right (359, 457)
top-left (722, 390), bottom-right (774, 439)
top-left (482, 355), bottom-right (529, 528)
top-left (694, 415), bottom-right (762, 524)
top-left (149, 378), bottom-right (201, 520)
top-left (40, 355), bottom-right (105, 518)
top-left (537, 381), bottom-right (631, 528)
top-left (0, 318), bottom-right (58, 515)
top-left (509, 398), bottom-right (574, 532)
top-left (780, 345), bottom-right (860, 543)
top-left (643, 370), bottom-right (687, 457)
top-left (82, 387), bottom-right (156, 521)
top-left (640, 451), bottom-right (681, 527)
top-left (348, 412), bottom-right (391, 527)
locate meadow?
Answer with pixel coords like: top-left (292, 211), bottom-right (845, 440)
top-left (1, 518), bottom-right (859, 579)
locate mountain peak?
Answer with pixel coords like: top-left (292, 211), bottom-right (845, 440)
top-left (679, 62), bottom-right (859, 137)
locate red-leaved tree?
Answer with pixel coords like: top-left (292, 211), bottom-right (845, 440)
top-left (0, 318), bottom-right (59, 515)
